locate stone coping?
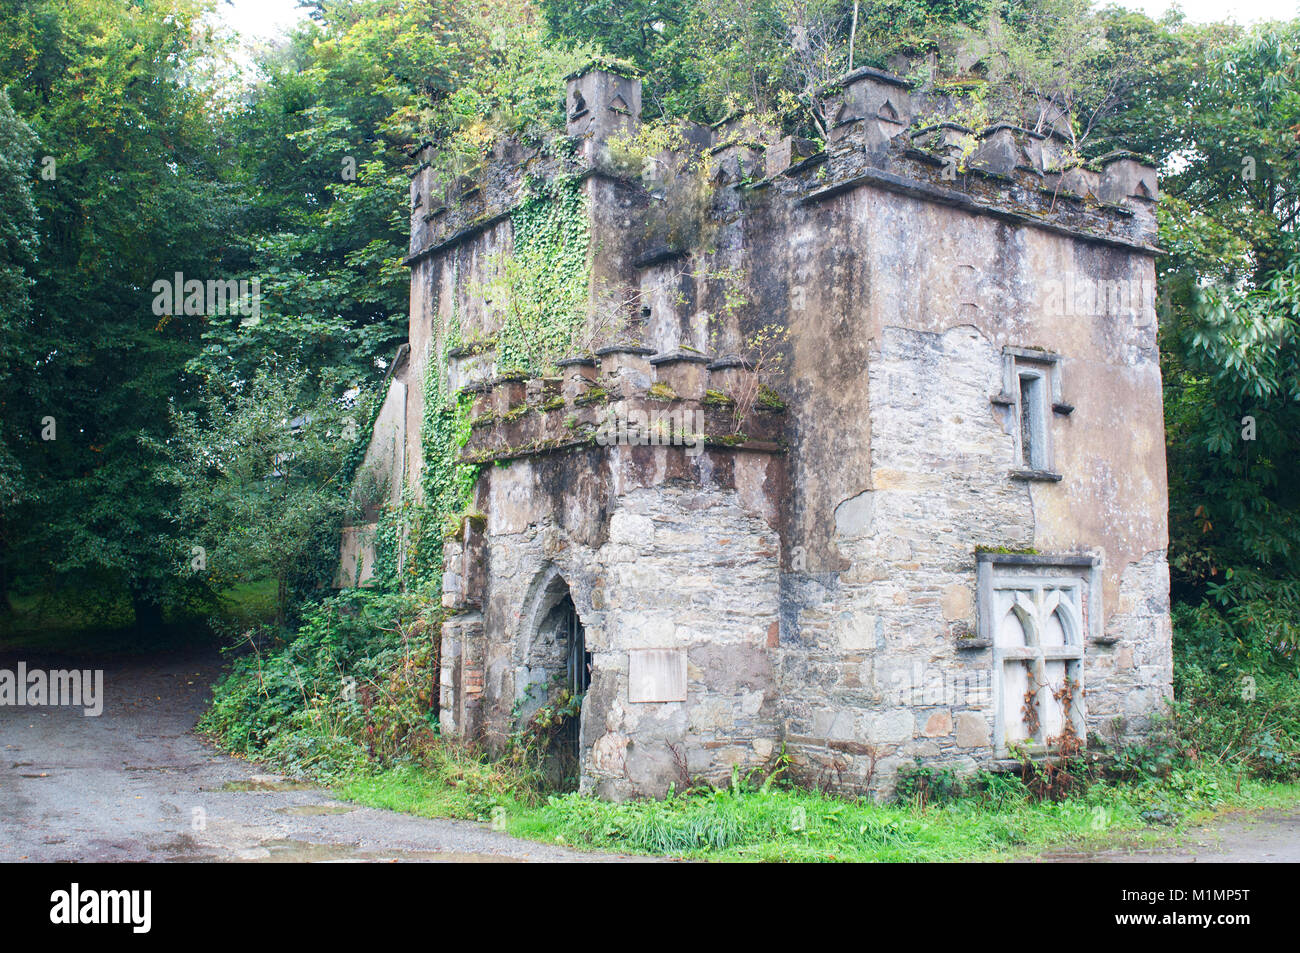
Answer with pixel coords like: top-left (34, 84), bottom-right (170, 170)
top-left (650, 350), bottom-right (712, 365)
top-left (595, 344), bottom-right (657, 357)
top-left (820, 66), bottom-right (913, 94)
top-left (975, 551), bottom-right (1098, 567)
top-left (707, 355), bottom-right (756, 370)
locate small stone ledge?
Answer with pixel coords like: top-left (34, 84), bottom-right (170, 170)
top-left (446, 338), bottom-right (497, 359)
top-left (404, 208), bottom-right (513, 266)
top-left (1005, 345), bottom-right (1059, 363)
top-left (820, 65), bottom-right (914, 94)
top-left (1052, 401), bottom-right (1075, 415)
top-left (1010, 468), bottom-right (1063, 482)
top-left (955, 637), bottom-right (992, 651)
top-left (650, 350), bottom-right (711, 365)
top-left (975, 551), bottom-right (1097, 568)
top-left (595, 343), bottom-right (657, 357)
top-left (706, 355), bottom-right (756, 371)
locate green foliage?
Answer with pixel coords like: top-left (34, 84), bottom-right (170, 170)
top-left (1141, 23), bottom-right (1300, 615)
top-left (893, 758), bottom-right (965, 807)
top-left (0, 86), bottom-right (39, 542)
top-left (159, 366), bottom-right (363, 625)
top-left (0, 0), bottom-right (242, 623)
top-left (493, 176), bottom-right (592, 374)
top-left (199, 587), bottom-right (441, 780)
top-left (341, 754), bottom-right (1300, 861)
top-left (409, 351), bottom-right (478, 587)
top-left (538, 0), bottom-right (989, 128)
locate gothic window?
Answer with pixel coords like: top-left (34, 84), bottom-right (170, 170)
top-left (989, 576), bottom-right (1086, 753)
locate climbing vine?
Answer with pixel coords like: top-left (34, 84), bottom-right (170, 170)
top-left (493, 175), bottom-right (592, 374)
top-left (371, 177), bottom-right (591, 591)
top-left (406, 313), bottom-right (480, 588)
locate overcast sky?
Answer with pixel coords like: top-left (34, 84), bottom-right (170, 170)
top-left (216, 0), bottom-right (1297, 41)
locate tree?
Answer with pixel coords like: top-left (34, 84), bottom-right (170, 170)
top-left (161, 367), bottom-right (361, 627)
top-left (0, 86), bottom-right (40, 615)
top-left (0, 0), bottom-right (244, 627)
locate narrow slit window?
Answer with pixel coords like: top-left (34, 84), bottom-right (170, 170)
top-left (1017, 371), bottom-right (1045, 469)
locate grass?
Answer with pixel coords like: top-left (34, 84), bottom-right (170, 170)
top-left (0, 578), bottom-right (276, 654)
top-left (335, 760), bottom-right (1300, 862)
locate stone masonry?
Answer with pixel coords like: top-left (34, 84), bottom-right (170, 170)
top-left (340, 63), bottom-right (1174, 799)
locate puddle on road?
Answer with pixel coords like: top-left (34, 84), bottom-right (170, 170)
top-left (220, 777), bottom-right (318, 792)
top-left (275, 804), bottom-right (355, 816)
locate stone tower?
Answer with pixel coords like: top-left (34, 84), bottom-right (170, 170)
top-left (342, 64), bottom-right (1172, 799)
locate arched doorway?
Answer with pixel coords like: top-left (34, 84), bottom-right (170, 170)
top-left (519, 570), bottom-right (590, 791)
top-left (553, 593), bottom-right (590, 790)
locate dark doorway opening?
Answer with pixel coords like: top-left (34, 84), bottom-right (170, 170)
top-left (551, 594), bottom-right (589, 792)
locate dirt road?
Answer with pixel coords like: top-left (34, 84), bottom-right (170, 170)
top-left (0, 648), bottom-right (611, 863)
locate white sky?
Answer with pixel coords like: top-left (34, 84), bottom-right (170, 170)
top-left (217, 0), bottom-right (308, 40)
top-left (1119, 0), bottom-right (1298, 22)
top-left (217, 0), bottom-right (1299, 40)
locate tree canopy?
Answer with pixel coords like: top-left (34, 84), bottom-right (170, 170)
top-left (0, 0), bottom-right (1298, 661)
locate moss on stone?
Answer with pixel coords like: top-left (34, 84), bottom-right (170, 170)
top-left (756, 385), bottom-right (786, 410)
top-left (501, 404), bottom-right (530, 422)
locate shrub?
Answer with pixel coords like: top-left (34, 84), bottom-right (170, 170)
top-left (199, 587), bottom-right (442, 779)
top-left (893, 758), bottom-right (965, 807)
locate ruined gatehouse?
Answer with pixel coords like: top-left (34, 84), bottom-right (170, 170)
top-left (339, 65), bottom-right (1173, 799)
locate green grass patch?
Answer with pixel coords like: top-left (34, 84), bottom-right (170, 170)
top-left (335, 760), bottom-right (1300, 862)
top-left (1, 577), bottom-right (276, 654)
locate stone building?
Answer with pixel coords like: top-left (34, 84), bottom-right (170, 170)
top-left (340, 65), bottom-right (1173, 799)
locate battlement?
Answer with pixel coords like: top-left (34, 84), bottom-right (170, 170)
top-left (405, 64), bottom-right (1160, 267)
top-left (452, 343), bottom-right (785, 466)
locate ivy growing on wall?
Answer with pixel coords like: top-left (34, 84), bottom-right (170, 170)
top-left (494, 175), bottom-right (592, 374)
top-left (404, 305), bottom-right (480, 588)
top-left (376, 175), bottom-right (591, 592)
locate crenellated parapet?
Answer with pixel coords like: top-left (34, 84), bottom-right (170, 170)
top-left (406, 62), bottom-right (1160, 277)
top-left (453, 343), bottom-right (786, 467)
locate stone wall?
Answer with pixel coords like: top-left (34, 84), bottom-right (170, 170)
top-left (445, 444), bottom-right (783, 799)
top-left (354, 63), bottom-right (1176, 798)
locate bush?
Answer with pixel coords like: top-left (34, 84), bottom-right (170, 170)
top-left (199, 587), bottom-right (442, 780)
top-left (893, 758), bottom-right (966, 807)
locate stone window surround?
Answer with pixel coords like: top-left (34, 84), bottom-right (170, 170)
top-left (976, 552), bottom-right (1101, 758)
top-left (991, 347), bottom-right (1073, 482)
